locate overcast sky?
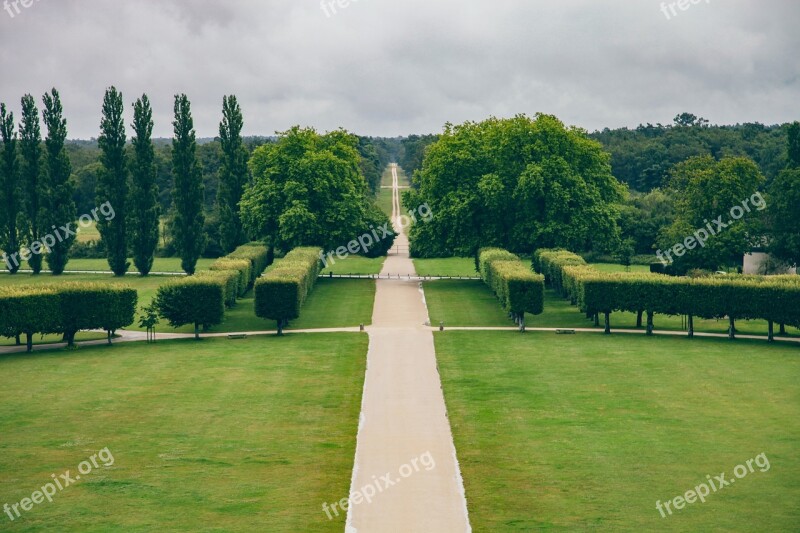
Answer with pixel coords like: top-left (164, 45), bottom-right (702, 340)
top-left (1, 0), bottom-right (797, 139)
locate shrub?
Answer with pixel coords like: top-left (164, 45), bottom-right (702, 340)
top-left (197, 270), bottom-right (240, 308)
top-left (209, 258), bottom-right (251, 297)
top-left (228, 243), bottom-right (271, 287)
top-left (254, 247), bottom-right (322, 334)
top-left (155, 277), bottom-right (225, 339)
top-left (479, 248), bottom-right (545, 330)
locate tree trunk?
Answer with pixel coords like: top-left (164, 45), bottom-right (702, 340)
top-left (594, 313), bottom-right (600, 327)
top-left (66, 331), bottom-right (76, 348)
top-left (15, 334), bottom-right (21, 346)
top-left (194, 322), bottom-right (200, 340)
top-left (277, 319), bottom-right (284, 336)
top-left (779, 323), bottom-right (787, 335)
top-left (26, 332), bottom-right (33, 353)
top-left (646, 312), bottom-right (654, 336)
top-left (604, 312), bottom-right (611, 334)
top-left (728, 317), bottom-right (735, 340)
top-left (688, 314), bottom-right (694, 339)
top-left (107, 330), bottom-right (112, 345)
top-left (636, 310), bottom-right (643, 328)
top-left (768, 320), bottom-right (774, 342)
top-left (518, 314), bottom-right (526, 333)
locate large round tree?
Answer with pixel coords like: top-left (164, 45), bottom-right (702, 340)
top-left (403, 114), bottom-right (625, 257)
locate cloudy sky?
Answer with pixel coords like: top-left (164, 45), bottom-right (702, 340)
top-left (1, 0), bottom-right (797, 139)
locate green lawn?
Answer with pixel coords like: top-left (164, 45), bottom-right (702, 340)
top-left (74, 221), bottom-right (100, 243)
top-left (1, 258), bottom-right (215, 274)
top-left (435, 331), bottom-right (800, 531)
top-left (376, 189), bottom-right (395, 218)
top-left (320, 255), bottom-right (385, 276)
top-left (0, 334), bottom-right (367, 532)
top-left (413, 257), bottom-right (478, 278)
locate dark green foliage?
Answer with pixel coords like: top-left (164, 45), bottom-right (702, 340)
top-left (240, 127), bottom-right (393, 255)
top-left (19, 94), bottom-right (44, 274)
top-left (97, 87), bottom-right (129, 276)
top-left (217, 95), bottom-right (249, 253)
top-left (254, 247), bottom-right (322, 334)
top-left (406, 115), bottom-right (624, 257)
top-left (478, 248), bottom-right (545, 319)
top-left (0, 283), bottom-right (136, 350)
top-left (155, 277), bottom-right (225, 339)
top-left (42, 89), bottom-right (77, 275)
top-left (129, 95), bottom-right (160, 276)
top-left (171, 94), bottom-right (206, 274)
top-left (767, 122), bottom-right (800, 267)
top-left (0, 103), bottom-right (22, 273)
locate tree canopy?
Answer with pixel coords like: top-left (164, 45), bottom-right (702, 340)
top-left (404, 114), bottom-right (625, 257)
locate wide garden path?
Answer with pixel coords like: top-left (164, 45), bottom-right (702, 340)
top-left (346, 164), bottom-right (471, 532)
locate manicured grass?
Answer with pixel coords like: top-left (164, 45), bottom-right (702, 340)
top-left (413, 257), bottom-right (478, 278)
top-left (424, 281), bottom-right (513, 327)
top-left (435, 331), bottom-right (800, 531)
top-left (320, 255), bottom-right (386, 276)
top-left (0, 334), bottom-right (367, 531)
top-left (0, 258), bottom-right (215, 274)
top-left (74, 221), bottom-right (100, 242)
top-left (377, 189), bottom-right (395, 218)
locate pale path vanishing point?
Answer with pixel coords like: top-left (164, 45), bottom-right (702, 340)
top-left (345, 165), bottom-right (472, 532)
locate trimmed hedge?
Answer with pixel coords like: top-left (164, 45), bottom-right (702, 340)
top-left (197, 269), bottom-right (240, 308)
top-left (536, 248), bottom-right (800, 339)
top-left (479, 248), bottom-right (545, 330)
top-left (0, 283), bottom-right (137, 351)
top-left (254, 247), bottom-right (323, 334)
top-left (227, 243), bottom-right (271, 288)
top-left (155, 277), bottom-right (225, 339)
top-left (209, 258), bottom-right (251, 297)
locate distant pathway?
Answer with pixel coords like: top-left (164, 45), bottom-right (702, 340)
top-left (345, 164), bottom-right (472, 532)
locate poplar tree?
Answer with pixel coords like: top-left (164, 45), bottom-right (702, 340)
top-left (42, 88), bottom-right (76, 275)
top-left (97, 86), bottom-right (129, 276)
top-left (171, 94), bottom-right (206, 275)
top-left (19, 94), bottom-right (44, 274)
top-left (0, 103), bottom-right (22, 274)
top-left (217, 95), bottom-right (248, 253)
top-left (129, 95), bottom-right (160, 275)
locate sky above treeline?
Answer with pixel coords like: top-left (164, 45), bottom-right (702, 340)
top-left (1, 0), bottom-right (798, 139)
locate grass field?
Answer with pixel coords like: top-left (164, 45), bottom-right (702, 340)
top-left (1, 258), bottom-right (215, 274)
top-left (435, 331), bottom-right (800, 531)
top-left (413, 257), bottom-right (478, 278)
top-left (377, 189), bottom-right (395, 218)
top-left (380, 165), bottom-right (410, 187)
top-left (0, 334), bottom-right (367, 531)
top-left (590, 262), bottom-right (651, 273)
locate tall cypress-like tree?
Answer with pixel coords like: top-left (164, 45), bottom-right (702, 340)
top-left (19, 94), bottom-right (45, 274)
top-left (97, 87), bottom-right (129, 276)
top-left (172, 94), bottom-right (206, 275)
top-left (768, 122), bottom-right (800, 267)
top-left (129, 95), bottom-right (160, 276)
top-left (217, 95), bottom-right (248, 253)
top-left (42, 88), bottom-right (76, 275)
top-left (0, 103), bottom-right (22, 274)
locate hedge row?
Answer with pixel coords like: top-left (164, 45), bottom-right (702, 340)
top-left (254, 247), bottom-right (323, 334)
top-left (225, 243), bottom-right (271, 288)
top-left (479, 248), bottom-right (545, 331)
top-left (0, 283), bottom-right (137, 351)
top-left (535, 248), bottom-right (800, 339)
top-left (155, 277), bottom-right (225, 339)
